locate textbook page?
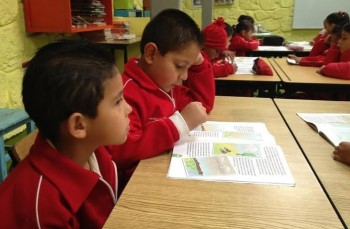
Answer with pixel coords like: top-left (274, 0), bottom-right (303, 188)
top-left (297, 113), bottom-right (350, 146)
top-left (234, 57), bottom-right (256, 75)
top-left (167, 122), bottom-right (295, 186)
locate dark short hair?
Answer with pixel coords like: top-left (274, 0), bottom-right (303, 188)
top-left (224, 22), bottom-right (233, 37)
top-left (22, 39), bottom-right (116, 142)
top-left (232, 19), bottom-right (254, 34)
top-left (326, 11), bottom-right (350, 26)
top-left (238, 15), bottom-right (255, 25)
top-left (140, 9), bottom-right (203, 55)
top-left (343, 21), bottom-right (350, 33)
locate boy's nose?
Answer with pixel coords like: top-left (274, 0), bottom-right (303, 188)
top-left (180, 72), bottom-right (188, 81)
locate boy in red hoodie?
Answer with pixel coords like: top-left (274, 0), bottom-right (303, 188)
top-left (319, 22), bottom-right (350, 79)
top-left (0, 40), bottom-right (132, 228)
top-left (202, 17), bottom-right (237, 78)
top-left (106, 9), bottom-right (215, 192)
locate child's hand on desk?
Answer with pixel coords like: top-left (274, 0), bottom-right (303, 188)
top-left (180, 102), bottom-right (208, 130)
top-left (287, 54), bottom-right (301, 64)
top-left (193, 53), bottom-right (204, 66)
top-left (333, 142), bottom-right (350, 165)
top-left (221, 50), bottom-right (236, 61)
top-left (317, 65), bottom-right (325, 74)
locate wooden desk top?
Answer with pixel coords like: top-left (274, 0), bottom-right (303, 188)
top-left (274, 98), bottom-right (350, 227)
top-left (270, 58), bottom-right (350, 85)
top-left (216, 57), bottom-right (280, 83)
top-left (103, 96), bottom-right (342, 228)
top-left (96, 37), bottom-right (141, 46)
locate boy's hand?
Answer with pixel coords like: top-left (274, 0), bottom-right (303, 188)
top-left (180, 102), bottom-right (208, 130)
top-left (222, 50), bottom-right (235, 60)
top-left (193, 53), bottom-right (204, 66)
top-left (317, 65), bottom-right (325, 74)
top-left (333, 142), bottom-right (350, 165)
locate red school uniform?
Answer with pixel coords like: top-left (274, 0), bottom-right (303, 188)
top-left (320, 49), bottom-right (350, 79)
top-left (106, 57), bottom-right (215, 191)
top-left (228, 33), bottom-right (259, 56)
top-left (299, 44), bottom-right (340, 67)
top-left (0, 133), bottom-right (117, 229)
top-left (309, 33), bottom-right (330, 56)
top-left (203, 51), bottom-right (236, 78)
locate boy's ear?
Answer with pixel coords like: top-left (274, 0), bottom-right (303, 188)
top-left (143, 42), bottom-right (158, 64)
top-left (66, 113), bottom-right (87, 139)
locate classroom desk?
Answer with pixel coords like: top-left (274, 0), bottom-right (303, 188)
top-left (274, 99), bottom-right (350, 227)
top-left (249, 46), bottom-right (310, 58)
top-left (215, 57), bottom-right (280, 98)
top-left (270, 58), bottom-right (350, 98)
top-left (96, 37), bottom-right (141, 63)
top-left (103, 96), bottom-right (342, 228)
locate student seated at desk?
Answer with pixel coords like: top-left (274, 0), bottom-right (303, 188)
top-left (333, 142), bottom-right (350, 165)
top-left (0, 40), bottom-right (132, 228)
top-left (202, 17), bottom-right (237, 78)
top-left (228, 19), bottom-right (259, 56)
top-left (288, 25), bottom-right (342, 67)
top-left (290, 11), bottom-right (349, 61)
top-left (319, 22), bottom-right (350, 80)
top-left (106, 9), bottom-right (214, 193)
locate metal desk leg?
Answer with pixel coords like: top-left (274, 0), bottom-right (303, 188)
top-left (0, 136), bottom-right (7, 182)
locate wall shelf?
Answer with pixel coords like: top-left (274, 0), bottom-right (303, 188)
top-left (23, 0), bottom-right (113, 33)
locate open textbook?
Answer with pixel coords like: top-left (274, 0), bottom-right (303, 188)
top-left (167, 121), bottom-right (295, 186)
top-left (297, 113), bottom-right (350, 147)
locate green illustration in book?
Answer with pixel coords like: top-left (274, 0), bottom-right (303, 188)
top-left (222, 131), bottom-right (263, 141)
top-left (183, 156), bottom-right (235, 177)
top-left (213, 143), bottom-right (261, 157)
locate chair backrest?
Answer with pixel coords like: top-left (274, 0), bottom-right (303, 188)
top-left (12, 130), bottom-right (38, 162)
top-left (262, 35), bottom-right (285, 46)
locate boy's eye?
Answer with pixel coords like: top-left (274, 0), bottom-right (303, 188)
top-left (116, 98), bottom-right (123, 105)
top-left (176, 64), bottom-right (184, 69)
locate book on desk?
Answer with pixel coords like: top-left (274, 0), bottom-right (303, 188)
top-left (167, 121), bottom-right (295, 186)
top-left (298, 113), bottom-right (350, 147)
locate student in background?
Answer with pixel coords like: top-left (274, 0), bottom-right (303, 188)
top-left (319, 22), bottom-right (350, 80)
top-left (289, 25), bottom-right (342, 67)
top-left (333, 142), bottom-right (350, 165)
top-left (202, 17), bottom-right (237, 78)
top-left (0, 40), bottom-right (132, 228)
top-left (106, 9), bottom-right (215, 193)
top-left (292, 12), bottom-right (349, 59)
top-left (228, 19), bottom-right (259, 56)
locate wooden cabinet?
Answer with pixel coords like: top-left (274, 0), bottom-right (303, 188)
top-left (23, 0), bottom-right (113, 33)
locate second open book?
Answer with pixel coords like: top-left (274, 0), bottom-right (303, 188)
top-left (167, 121), bottom-right (295, 186)
top-left (297, 113), bottom-right (350, 147)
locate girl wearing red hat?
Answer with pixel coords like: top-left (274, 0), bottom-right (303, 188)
top-left (202, 17), bottom-right (237, 78)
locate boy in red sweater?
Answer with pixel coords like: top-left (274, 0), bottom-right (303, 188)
top-left (202, 17), bottom-right (237, 78)
top-left (0, 40), bottom-right (131, 228)
top-left (106, 9), bottom-right (215, 192)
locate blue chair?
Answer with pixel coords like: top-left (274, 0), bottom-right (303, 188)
top-left (0, 108), bottom-right (35, 182)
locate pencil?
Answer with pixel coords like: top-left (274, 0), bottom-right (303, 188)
top-left (201, 124), bottom-right (205, 131)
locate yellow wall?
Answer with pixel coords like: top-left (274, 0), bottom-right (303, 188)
top-left (2, 0), bottom-right (319, 112)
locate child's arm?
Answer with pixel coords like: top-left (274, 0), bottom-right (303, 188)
top-left (212, 60), bottom-right (237, 78)
top-left (181, 52), bottom-right (215, 112)
top-left (320, 62), bottom-right (350, 80)
top-left (333, 142), bottom-right (350, 165)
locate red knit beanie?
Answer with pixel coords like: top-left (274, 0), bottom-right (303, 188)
top-left (202, 17), bottom-right (227, 51)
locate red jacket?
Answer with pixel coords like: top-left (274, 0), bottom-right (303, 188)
top-left (0, 133), bottom-right (117, 228)
top-left (321, 49), bottom-right (350, 80)
top-left (203, 51), bottom-right (236, 78)
top-left (309, 34), bottom-right (329, 56)
top-left (228, 34), bottom-right (259, 56)
top-left (299, 44), bottom-right (340, 67)
top-left (106, 57), bottom-right (215, 190)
